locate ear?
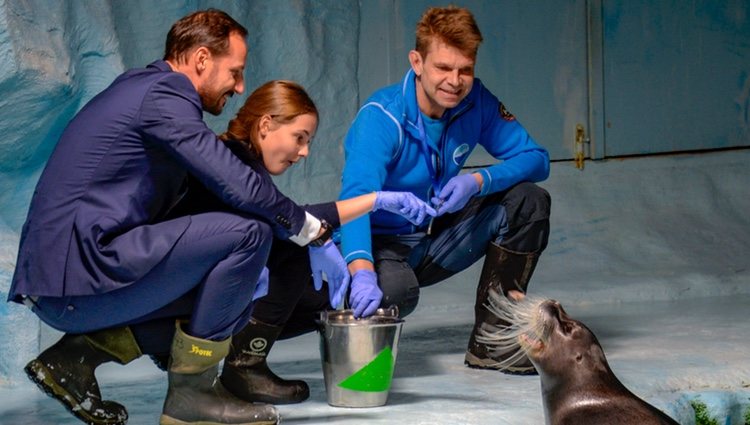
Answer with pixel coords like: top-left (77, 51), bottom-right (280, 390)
top-left (258, 114), bottom-right (273, 139)
top-left (193, 46), bottom-right (211, 75)
top-left (408, 50), bottom-right (424, 78)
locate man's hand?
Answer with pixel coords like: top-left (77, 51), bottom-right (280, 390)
top-left (431, 173), bottom-right (480, 215)
top-left (348, 270), bottom-right (382, 318)
top-left (374, 191), bottom-right (437, 225)
top-left (309, 241), bottom-right (350, 309)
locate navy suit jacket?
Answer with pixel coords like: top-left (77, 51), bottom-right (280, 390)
top-left (9, 61), bottom-right (307, 301)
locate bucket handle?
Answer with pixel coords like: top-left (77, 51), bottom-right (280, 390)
top-left (315, 304), bottom-right (401, 334)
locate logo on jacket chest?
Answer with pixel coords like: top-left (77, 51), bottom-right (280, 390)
top-left (452, 143), bottom-right (470, 166)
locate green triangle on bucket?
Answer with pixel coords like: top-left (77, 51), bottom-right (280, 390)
top-left (337, 346), bottom-right (394, 392)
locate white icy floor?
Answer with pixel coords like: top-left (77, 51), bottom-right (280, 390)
top-left (1, 149), bottom-right (749, 424)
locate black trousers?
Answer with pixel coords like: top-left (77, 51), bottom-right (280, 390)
top-left (252, 238), bottom-right (329, 339)
top-left (372, 182), bottom-right (551, 317)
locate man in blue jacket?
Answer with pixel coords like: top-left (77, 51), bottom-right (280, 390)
top-left (340, 6), bottom-right (551, 375)
top-left (8, 9), bottom-right (341, 425)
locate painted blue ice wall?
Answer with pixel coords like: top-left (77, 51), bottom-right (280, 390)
top-left (0, 0), bottom-right (359, 385)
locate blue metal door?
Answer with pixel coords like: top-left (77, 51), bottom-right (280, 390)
top-left (601, 0), bottom-right (750, 156)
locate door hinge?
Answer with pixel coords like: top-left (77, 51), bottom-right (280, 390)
top-left (575, 124), bottom-right (590, 170)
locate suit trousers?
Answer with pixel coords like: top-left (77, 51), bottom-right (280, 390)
top-left (32, 211), bottom-right (272, 341)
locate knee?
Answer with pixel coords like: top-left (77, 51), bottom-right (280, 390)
top-left (505, 182), bottom-right (551, 223)
top-left (237, 220), bottom-right (273, 256)
top-left (231, 220), bottom-right (273, 291)
top-left (376, 260), bottom-right (420, 317)
top-left (500, 184), bottom-right (552, 253)
top-left (381, 284), bottom-right (419, 318)
top-left (515, 182), bottom-right (551, 214)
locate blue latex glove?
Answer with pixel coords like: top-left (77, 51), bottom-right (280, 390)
top-left (374, 191), bottom-right (437, 225)
top-left (348, 270), bottom-right (383, 318)
top-left (309, 241), bottom-right (350, 309)
top-left (431, 173), bottom-right (480, 215)
top-left (252, 267), bottom-right (269, 301)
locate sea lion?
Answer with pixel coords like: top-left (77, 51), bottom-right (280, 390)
top-left (477, 290), bottom-right (679, 425)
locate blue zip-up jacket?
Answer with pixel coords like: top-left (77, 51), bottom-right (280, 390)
top-left (339, 69), bottom-right (550, 263)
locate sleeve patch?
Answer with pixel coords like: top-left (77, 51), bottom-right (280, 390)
top-left (499, 102), bottom-right (516, 121)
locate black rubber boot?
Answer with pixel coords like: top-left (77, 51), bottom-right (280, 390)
top-left (24, 327), bottom-right (142, 425)
top-left (465, 242), bottom-right (540, 375)
top-left (221, 318), bottom-right (309, 404)
top-left (160, 322), bottom-right (279, 425)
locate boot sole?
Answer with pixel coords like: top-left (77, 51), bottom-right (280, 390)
top-left (233, 391), bottom-right (309, 405)
top-left (24, 359), bottom-right (128, 425)
top-left (463, 351), bottom-right (538, 376)
top-left (159, 414), bottom-right (278, 425)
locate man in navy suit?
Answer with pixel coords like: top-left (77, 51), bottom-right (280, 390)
top-left (8, 9), bottom-right (335, 425)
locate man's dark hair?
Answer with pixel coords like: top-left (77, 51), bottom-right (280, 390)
top-left (164, 9), bottom-right (248, 64)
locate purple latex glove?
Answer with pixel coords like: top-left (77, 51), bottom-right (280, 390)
top-left (349, 270), bottom-right (383, 318)
top-left (309, 240), bottom-right (350, 309)
top-left (374, 191), bottom-right (437, 225)
top-left (431, 173), bottom-right (480, 215)
top-left (252, 267), bottom-right (269, 301)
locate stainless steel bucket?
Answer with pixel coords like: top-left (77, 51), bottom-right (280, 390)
top-left (317, 307), bottom-right (404, 407)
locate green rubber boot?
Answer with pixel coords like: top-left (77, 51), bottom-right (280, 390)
top-left (160, 322), bottom-right (279, 425)
top-left (24, 326), bottom-right (142, 425)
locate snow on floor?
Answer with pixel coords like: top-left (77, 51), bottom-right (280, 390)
top-left (1, 149), bottom-right (749, 424)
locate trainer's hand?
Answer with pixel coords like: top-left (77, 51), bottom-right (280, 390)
top-left (309, 241), bottom-right (350, 309)
top-left (431, 174), bottom-right (479, 215)
top-left (374, 191), bottom-right (437, 225)
top-left (348, 270), bottom-right (382, 318)
top-left (252, 267), bottom-right (270, 301)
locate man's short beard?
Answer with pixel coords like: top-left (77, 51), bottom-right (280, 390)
top-left (204, 103), bottom-right (223, 116)
top-left (199, 89), bottom-right (229, 116)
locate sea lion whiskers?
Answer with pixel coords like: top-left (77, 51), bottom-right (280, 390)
top-left (475, 289), bottom-right (547, 370)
